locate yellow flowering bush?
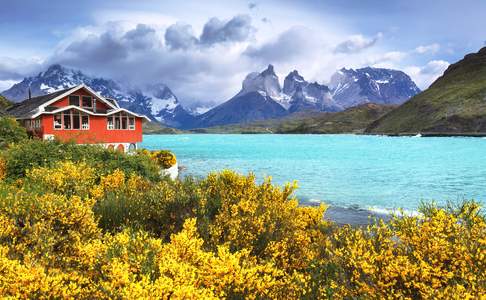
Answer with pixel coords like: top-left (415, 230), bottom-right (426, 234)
top-left (199, 171), bottom-right (327, 274)
top-left (25, 160), bottom-right (96, 197)
top-left (320, 202), bottom-right (486, 299)
top-left (0, 139), bottom-right (484, 299)
top-left (139, 149), bottom-right (177, 169)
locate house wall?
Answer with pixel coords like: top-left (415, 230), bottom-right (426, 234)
top-left (41, 114), bottom-right (143, 144)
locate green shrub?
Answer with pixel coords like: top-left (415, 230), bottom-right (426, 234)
top-left (1, 139), bottom-right (160, 181)
top-left (0, 117), bottom-right (28, 149)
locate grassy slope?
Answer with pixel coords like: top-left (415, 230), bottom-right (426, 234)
top-left (366, 47), bottom-right (486, 134)
top-left (194, 103), bottom-right (395, 134)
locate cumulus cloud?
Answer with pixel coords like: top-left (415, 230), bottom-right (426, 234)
top-left (334, 33), bottom-right (383, 54)
top-left (244, 26), bottom-right (320, 63)
top-left (164, 23), bottom-right (198, 50)
top-left (164, 15), bottom-right (254, 51)
top-left (0, 57), bottom-right (43, 81)
top-left (405, 60), bottom-right (449, 89)
top-left (366, 51), bottom-right (408, 67)
top-left (200, 15), bottom-right (254, 45)
top-left (415, 43), bottom-right (440, 54)
top-left (124, 24), bottom-right (159, 50)
top-left (47, 18), bottom-right (256, 105)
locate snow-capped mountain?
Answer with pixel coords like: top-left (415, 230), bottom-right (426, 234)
top-left (329, 67), bottom-right (421, 108)
top-left (283, 70), bottom-right (341, 113)
top-left (237, 64), bottom-right (291, 109)
top-left (192, 65), bottom-right (344, 128)
top-left (193, 65), bottom-right (288, 128)
top-left (1, 64), bottom-right (195, 128)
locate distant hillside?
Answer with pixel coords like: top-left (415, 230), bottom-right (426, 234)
top-left (142, 121), bottom-right (184, 134)
top-left (195, 103), bottom-right (395, 134)
top-left (367, 47), bottom-right (486, 134)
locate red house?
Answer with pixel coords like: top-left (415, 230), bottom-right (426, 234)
top-left (7, 84), bottom-right (150, 152)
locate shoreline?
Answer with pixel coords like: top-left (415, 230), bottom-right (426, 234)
top-left (325, 206), bottom-right (392, 226)
top-left (145, 131), bottom-right (486, 138)
top-left (302, 201), bottom-right (392, 226)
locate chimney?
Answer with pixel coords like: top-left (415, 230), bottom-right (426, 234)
top-left (28, 88), bottom-right (32, 100)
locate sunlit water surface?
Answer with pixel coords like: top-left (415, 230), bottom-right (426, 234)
top-left (142, 134), bottom-right (486, 215)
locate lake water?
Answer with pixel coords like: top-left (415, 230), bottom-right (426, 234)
top-left (142, 134), bottom-right (486, 217)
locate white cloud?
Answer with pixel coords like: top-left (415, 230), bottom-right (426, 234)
top-left (415, 43), bottom-right (440, 54)
top-left (47, 18), bottom-right (257, 105)
top-left (0, 6), bottom-right (451, 106)
top-left (405, 60), bottom-right (449, 89)
top-left (334, 33), bottom-right (383, 54)
top-left (0, 57), bottom-right (44, 81)
top-left (244, 26), bottom-right (322, 63)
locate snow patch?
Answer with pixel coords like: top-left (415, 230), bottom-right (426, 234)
top-left (375, 79), bottom-right (390, 84)
top-left (40, 83), bottom-right (56, 93)
top-left (150, 94), bottom-right (178, 116)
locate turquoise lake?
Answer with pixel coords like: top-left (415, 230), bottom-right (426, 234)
top-left (142, 134), bottom-right (486, 214)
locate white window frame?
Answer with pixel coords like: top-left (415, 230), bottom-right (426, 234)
top-left (108, 113), bottom-right (136, 130)
top-left (81, 115), bottom-right (90, 130)
top-left (54, 110), bottom-right (90, 130)
top-left (54, 114), bottom-right (62, 130)
top-left (128, 117), bottom-right (135, 130)
top-left (107, 116), bottom-right (114, 130)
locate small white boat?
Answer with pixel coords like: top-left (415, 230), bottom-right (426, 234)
top-left (413, 133), bottom-right (422, 137)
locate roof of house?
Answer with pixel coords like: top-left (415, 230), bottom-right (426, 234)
top-left (5, 84), bottom-right (147, 121)
top-left (105, 97), bottom-right (120, 108)
top-left (6, 87), bottom-right (76, 118)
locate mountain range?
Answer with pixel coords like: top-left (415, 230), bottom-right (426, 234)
top-left (192, 64), bottom-right (419, 128)
top-left (1, 64), bottom-right (421, 129)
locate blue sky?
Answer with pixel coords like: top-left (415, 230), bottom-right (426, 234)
top-left (0, 0), bottom-right (485, 105)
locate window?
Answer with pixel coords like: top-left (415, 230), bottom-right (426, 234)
top-left (55, 109), bottom-right (89, 130)
top-left (128, 118), bottom-right (135, 130)
top-left (82, 115), bottom-right (89, 129)
top-left (69, 95), bottom-right (80, 106)
top-left (64, 113), bottom-right (71, 129)
top-left (107, 117), bottom-right (114, 130)
top-left (72, 111), bottom-right (80, 130)
top-left (82, 96), bottom-right (92, 108)
top-left (107, 113), bottom-right (136, 130)
top-left (128, 143), bottom-right (136, 152)
top-left (54, 114), bottom-right (62, 129)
